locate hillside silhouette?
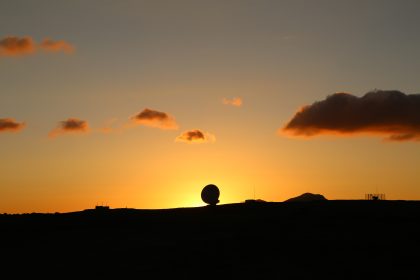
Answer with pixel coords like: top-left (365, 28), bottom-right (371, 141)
top-left (284, 192), bottom-right (327, 202)
top-left (1, 200), bottom-right (420, 279)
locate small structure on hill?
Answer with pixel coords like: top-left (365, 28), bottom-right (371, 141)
top-left (365, 193), bottom-right (386, 200)
top-left (245, 199), bottom-right (266, 204)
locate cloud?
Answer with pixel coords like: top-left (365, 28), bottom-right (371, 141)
top-left (0, 36), bottom-right (35, 56)
top-left (49, 118), bottom-right (89, 138)
top-left (132, 108), bottom-right (178, 130)
top-left (0, 36), bottom-right (74, 57)
top-left (175, 129), bottom-right (216, 143)
top-left (99, 118), bottom-right (120, 134)
top-left (0, 118), bottom-right (25, 132)
top-left (40, 38), bottom-right (75, 53)
top-left (282, 90), bottom-right (420, 141)
top-left (223, 97), bottom-right (242, 107)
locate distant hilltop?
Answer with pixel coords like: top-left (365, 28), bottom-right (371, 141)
top-left (285, 193), bottom-right (327, 202)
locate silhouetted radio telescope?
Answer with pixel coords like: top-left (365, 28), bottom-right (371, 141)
top-left (201, 184), bottom-right (220, 206)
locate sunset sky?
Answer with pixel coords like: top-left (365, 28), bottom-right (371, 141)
top-left (1, 0), bottom-right (420, 213)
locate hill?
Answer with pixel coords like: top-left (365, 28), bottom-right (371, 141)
top-left (285, 192), bottom-right (328, 202)
top-left (1, 200), bottom-right (420, 279)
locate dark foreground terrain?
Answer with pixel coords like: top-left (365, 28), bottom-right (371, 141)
top-left (1, 201), bottom-right (420, 279)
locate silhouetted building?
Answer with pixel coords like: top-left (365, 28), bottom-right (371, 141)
top-left (95, 205), bottom-right (110, 211)
top-left (365, 193), bottom-right (386, 200)
top-left (245, 199), bottom-right (266, 204)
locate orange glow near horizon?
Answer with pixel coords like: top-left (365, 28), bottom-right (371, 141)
top-left (1, 124), bottom-right (420, 214)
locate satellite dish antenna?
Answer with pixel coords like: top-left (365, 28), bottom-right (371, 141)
top-left (201, 184), bottom-right (220, 206)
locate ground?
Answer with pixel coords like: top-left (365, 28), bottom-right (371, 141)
top-left (1, 201), bottom-right (420, 279)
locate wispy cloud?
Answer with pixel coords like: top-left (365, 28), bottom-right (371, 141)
top-left (0, 118), bottom-right (25, 132)
top-left (132, 108), bottom-right (178, 130)
top-left (282, 90), bottom-right (420, 141)
top-left (175, 129), bottom-right (215, 143)
top-left (223, 97), bottom-right (242, 107)
top-left (40, 38), bottom-right (75, 54)
top-left (0, 36), bottom-right (74, 57)
top-left (99, 118), bottom-right (120, 134)
top-left (49, 118), bottom-right (89, 138)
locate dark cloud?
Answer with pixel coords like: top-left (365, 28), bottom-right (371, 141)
top-left (0, 36), bottom-right (35, 56)
top-left (0, 36), bottom-right (74, 57)
top-left (282, 90), bottom-right (420, 141)
top-left (49, 118), bottom-right (89, 138)
top-left (0, 118), bottom-right (25, 132)
top-left (60, 119), bottom-right (88, 131)
top-left (132, 108), bottom-right (178, 130)
top-left (176, 129), bottom-right (215, 143)
top-left (178, 130), bottom-right (205, 141)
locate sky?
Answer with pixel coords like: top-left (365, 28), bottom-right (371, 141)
top-left (1, 0), bottom-right (420, 213)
